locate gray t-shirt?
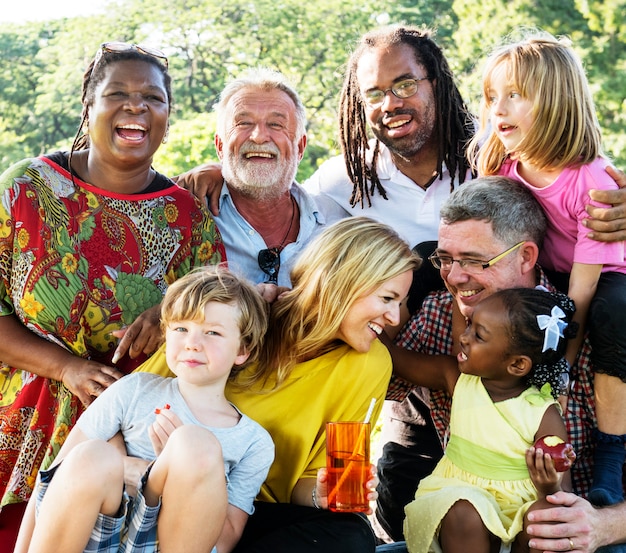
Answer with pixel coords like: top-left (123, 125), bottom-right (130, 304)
top-left (76, 372), bottom-right (274, 514)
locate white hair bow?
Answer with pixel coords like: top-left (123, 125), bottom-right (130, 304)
top-left (536, 306), bottom-right (568, 352)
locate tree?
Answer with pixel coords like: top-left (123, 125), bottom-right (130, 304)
top-left (0, 0), bottom-right (624, 176)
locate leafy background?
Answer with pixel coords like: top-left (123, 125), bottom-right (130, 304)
top-left (1, 0), bottom-right (624, 181)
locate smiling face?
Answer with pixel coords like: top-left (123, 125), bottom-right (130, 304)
top-left (87, 59), bottom-right (169, 169)
top-left (486, 62), bottom-right (535, 154)
top-left (438, 219), bottom-right (536, 319)
top-left (165, 301), bottom-right (250, 387)
top-left (336, 270), bottom-right (413, 353)
top-left (356, 43), bottom-right (436, 159)
top-left (457, 295), bottom-right (514, 379)
top-left (216, 87), bottom-right (306, 201)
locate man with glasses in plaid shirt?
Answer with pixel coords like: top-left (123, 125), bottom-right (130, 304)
top-left (381, 176), bottom-right (623, 553)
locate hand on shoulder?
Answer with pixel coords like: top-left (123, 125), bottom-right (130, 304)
top-left (585, 166), bottom-right (626, 242)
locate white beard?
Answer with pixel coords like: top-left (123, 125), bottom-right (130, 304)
top-left (222, 142), bottom-right (299, 201)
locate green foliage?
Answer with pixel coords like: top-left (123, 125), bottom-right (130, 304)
top-left (154, 113), bottom-right (218, 177)
top-left (0, 0), bottom-right (624, 176)
top-left (574, 0), bottom-right (626, 163)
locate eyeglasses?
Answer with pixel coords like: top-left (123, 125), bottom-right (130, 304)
top-left (258, 247), bottom-right (281, 284)
top-left (428, 241), bottom-right (526, 274)
top-left (92, 42), bottom-right (168, 74)
top-left (361, 77), bottom-right (429, 107)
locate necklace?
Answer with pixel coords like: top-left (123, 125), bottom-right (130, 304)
top-left (271, 195), bottom-right (298, 251)
top-left (421, 170), bottom-right (439, 190)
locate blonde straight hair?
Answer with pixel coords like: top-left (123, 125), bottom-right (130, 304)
top-left (237, 217), bottom-right (420, 389)
top-left (469, 30), bottom-right (603, 175)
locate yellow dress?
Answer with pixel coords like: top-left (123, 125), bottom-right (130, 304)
top-left (403, 374), bottom-right (557, 553)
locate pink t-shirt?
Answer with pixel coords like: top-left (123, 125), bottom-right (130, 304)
top-left (500, 157), bottom-right (625, 274)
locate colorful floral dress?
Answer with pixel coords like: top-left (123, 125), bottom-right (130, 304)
top-left (0, 154), bottom-right (225, 508)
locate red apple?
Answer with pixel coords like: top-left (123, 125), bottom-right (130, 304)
top-left (533, 435), bottom-right (576, 472)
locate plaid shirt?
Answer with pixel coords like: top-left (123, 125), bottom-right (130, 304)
top-left (388, 267), bottom-right (595, 496)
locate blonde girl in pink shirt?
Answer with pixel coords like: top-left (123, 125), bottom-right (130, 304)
top-left (469, 29), bottom-right (626, 507)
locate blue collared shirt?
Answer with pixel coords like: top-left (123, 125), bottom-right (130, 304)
top-left (214, 181), bottom-right (346, 287)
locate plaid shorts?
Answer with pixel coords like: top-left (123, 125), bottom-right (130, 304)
top-left (36, 462), bottom-right (160, 553)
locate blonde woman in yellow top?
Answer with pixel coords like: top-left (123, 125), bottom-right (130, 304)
top-left (140, 217), bottom-right (420, 553)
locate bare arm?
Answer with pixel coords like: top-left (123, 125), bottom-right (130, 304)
top-left (381, 337), bottom-right (459, 395)
top-left (585, 166), bottom-right (626, 242)
top-left (527, 491), bottom-right (626, 552)
top-left (0, 314), bottom-right (123, 406)
top-left (216, 505), bottom-right (249, 553)
top-left (527, 405), bottom-right (573, 497)
top-left (173, 163), bottom-right (224, 216)
top-left (292, 476), bottom-right (324, 508)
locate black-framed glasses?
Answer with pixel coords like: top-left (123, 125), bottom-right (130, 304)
top-left (362, 77), bottom-right (429, 107)
top-left (258, 247), bottom-right (281, 284)
top-left (428, 241), bottom-right (526, 274)
top-left (93, 42), bottom-right (168, 74)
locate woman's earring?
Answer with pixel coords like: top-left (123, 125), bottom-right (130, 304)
top-left (162, 125), bottom-right (169, 144)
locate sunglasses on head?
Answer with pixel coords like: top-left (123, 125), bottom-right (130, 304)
top-left (258, 247), bottom-right (281, 284)
top-left (92, 42), bottom-right (168, 74)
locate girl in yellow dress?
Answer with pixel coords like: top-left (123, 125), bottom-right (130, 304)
top-left (403, 287), bottom-right (577, 553)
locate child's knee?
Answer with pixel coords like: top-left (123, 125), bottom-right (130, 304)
top-left (163, 426), bottom-right (223, 473)
top-left (442, 500), bottom-right (485, 533)
top-left (63, 440), bottom-right (124, 480)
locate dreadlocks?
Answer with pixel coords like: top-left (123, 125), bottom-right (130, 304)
top-left (339, 25), bottom-right (475, 208)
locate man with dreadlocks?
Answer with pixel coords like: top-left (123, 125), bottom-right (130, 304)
top-left (306, 25), bottom-right (474, 248)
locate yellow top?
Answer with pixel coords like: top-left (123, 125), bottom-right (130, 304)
top-left (136, 339), bottom-right (391, 504)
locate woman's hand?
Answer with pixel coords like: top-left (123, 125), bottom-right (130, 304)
top-left (0, 313), bottom-right (123, 406)
top-left (364, 463), bottom-right (379, 514)
top-left (314, 463), bottom-right (379, 515)
top-left (110, 304), bottom-right (163, 364)
top-left (60, 356), bottom-right (123, 407)
top-left (314, 468), bottom-right (329, 509)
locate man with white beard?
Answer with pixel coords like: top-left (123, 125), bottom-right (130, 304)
top-left (209, 68), bottom-right (345, 287)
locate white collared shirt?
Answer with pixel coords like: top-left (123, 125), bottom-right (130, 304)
top-left (304, 142), bottom-right (463, 248)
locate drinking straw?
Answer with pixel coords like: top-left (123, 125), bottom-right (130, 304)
top-left (363, 397), bottom-right (376, 424)
top-left (327, 398), bottom-right (376, 505)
